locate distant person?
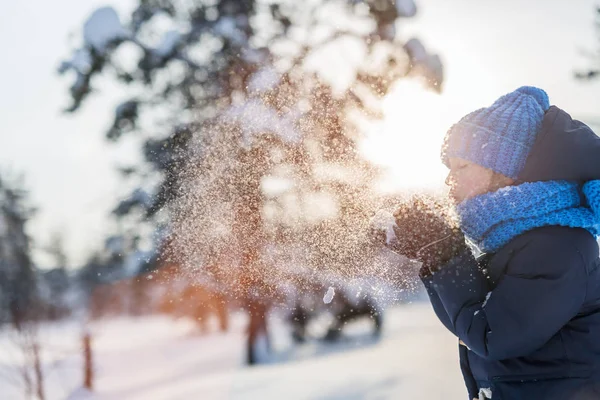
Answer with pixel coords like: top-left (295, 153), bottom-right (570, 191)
top-left (378, 87), bottom-right (600, 399)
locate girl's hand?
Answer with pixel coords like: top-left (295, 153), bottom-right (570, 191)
top-left (392, 195), bottom-right (467, 276)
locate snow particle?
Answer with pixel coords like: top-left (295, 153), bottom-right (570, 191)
top-left (323, 286), bottom-right (335, 304)
top-left (482, 291), bottom-right (492, 307)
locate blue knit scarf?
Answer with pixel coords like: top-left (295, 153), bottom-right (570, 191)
top-left (456, 180), bottom-right (600, 253)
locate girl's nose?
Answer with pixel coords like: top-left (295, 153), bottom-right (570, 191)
top-left (445, 173), bottom-right (453, 186)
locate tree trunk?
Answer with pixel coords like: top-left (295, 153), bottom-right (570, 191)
top-left (32, 341), bottom-right (44, 400)
top-left (246, 300), bottom-right (269, 365)
top-left (83, 332), bottom-right (93, 390)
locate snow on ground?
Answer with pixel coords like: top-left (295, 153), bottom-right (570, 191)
top-left (0, 302), bottom-right (466, 400)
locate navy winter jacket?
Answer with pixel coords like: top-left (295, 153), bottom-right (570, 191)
top-left (422, 106), bottom-right (600, 400)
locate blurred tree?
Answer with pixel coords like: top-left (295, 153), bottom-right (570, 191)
top-left (0, 175), bottom-right (48, 399)
top-left (44, 232), bottom-right (68, 269)
top-left (38, 268), bottom-right (71, 319)
top-left (0, 174), bottom-right (37, 326)
top-left (59, 0), bottom-right (442, 361)
top-left (37, 232), bottom-right (72, 318)
top-left (58, 0), bottom-right (442, 232)
top-left (575, 6), bottom-right (600, 81)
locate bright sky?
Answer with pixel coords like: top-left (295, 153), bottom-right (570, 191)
top-left (1, 0), bottom-right (599, 267)
top-left (362, 0), bottom-right (600, 194)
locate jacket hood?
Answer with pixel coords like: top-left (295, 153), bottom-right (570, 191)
top-left (518, 106), bottom-right (600, 183)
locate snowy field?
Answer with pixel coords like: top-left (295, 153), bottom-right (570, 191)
top-left (0, 302), bottom-right (466, 400)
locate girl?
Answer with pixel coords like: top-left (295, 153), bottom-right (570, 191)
top-left (389, 87), bottom-right (600, 399)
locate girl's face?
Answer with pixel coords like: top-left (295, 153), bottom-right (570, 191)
top-left (446, 157), bottom-right (507, 204)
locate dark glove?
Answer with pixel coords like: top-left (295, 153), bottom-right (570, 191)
top-left (391, 195), bottom-right (467, 276)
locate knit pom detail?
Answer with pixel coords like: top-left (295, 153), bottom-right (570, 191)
top-left (516, 86), bottom-right (550, 111)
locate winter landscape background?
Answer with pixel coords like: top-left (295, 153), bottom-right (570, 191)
top-left (1, 303), bottom-right (467, 400)
top-left (1, 0), bottom-right (600, 399)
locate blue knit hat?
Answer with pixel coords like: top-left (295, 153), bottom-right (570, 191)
top-left (441, 86), bottom-right (551, 179)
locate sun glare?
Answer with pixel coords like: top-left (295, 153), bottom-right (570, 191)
top-left (360, 79), bottom-right (462, 194)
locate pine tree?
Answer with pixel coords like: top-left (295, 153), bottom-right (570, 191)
top-left (576, 6), bottom-right (600, 81)
top-left (59, 0), bottom-right (443, 362)
top-left (0, 174), bottom-right (36, 326)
